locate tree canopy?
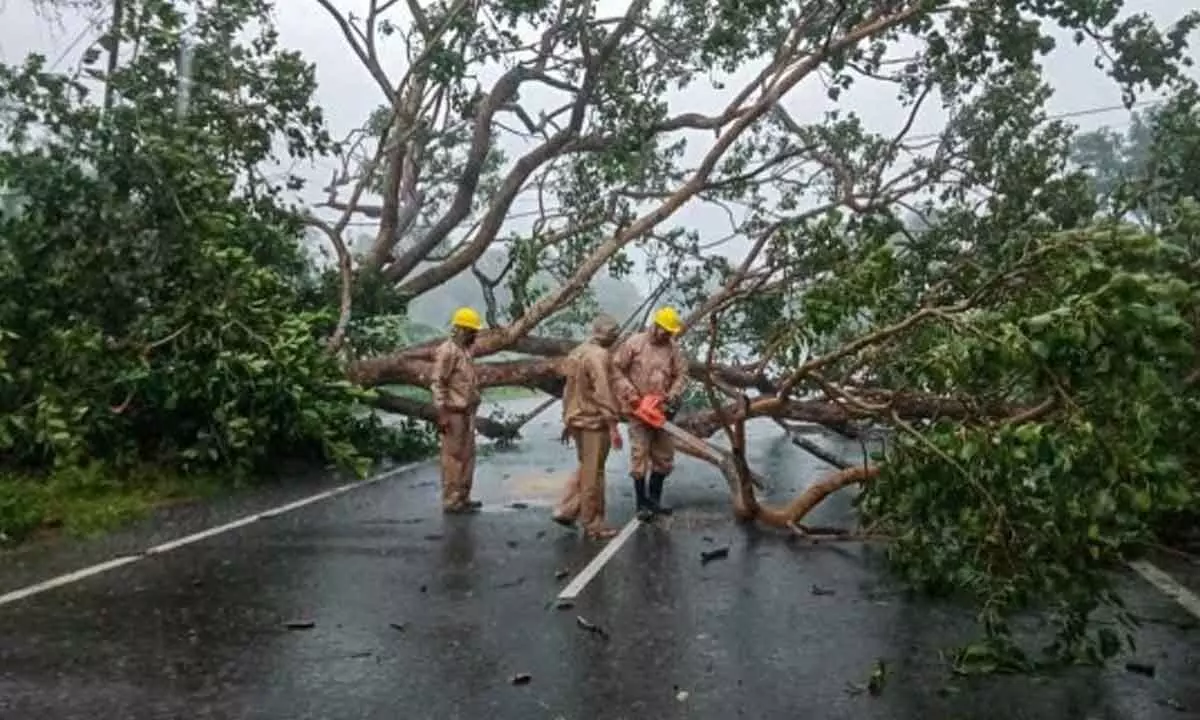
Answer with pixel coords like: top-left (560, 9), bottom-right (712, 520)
top-left (3, 0), bottom-right (1200, 674)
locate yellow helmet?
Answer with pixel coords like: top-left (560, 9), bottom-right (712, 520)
top-left (652, 306), bottom-right (683, 335)
top-left (450, 307), bottom-right (483, 331)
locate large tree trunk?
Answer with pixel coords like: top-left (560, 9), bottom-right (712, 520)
top-left (354, 339), bottom-right (1035, 533)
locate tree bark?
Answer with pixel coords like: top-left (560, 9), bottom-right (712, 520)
top-left (347, 334), bottom-right (772, 392)
top-left (374, 392), bottom-right (523, 440)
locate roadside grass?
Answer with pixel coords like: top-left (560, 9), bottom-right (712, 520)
top-left (0, 463), bottom-right (222, 547)
top-left (0, 390), bottom-right (530, 548)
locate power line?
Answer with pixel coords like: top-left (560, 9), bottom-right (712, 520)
top-left (47, 9), bottom-right (107, 72)
top-left (903, 99), bottom-right (1160, 143)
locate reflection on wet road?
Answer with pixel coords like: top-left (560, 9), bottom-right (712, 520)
top-left (1, 398), bottom-right (1198, 719)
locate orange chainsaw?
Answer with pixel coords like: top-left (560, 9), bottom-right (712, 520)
top-left (631, 393), bottom-right (766, 490)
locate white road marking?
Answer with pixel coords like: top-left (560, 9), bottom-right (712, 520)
top-left (0, 462), bottom-right (425, 608)
top-left (0, 556), bottom-right (142, 607)
top-left (1129, 559), bottom-right (1200, 620)
top-left (557, 517), bottom-right (642, 602)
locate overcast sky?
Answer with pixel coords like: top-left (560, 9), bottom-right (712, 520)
top-left (2, 0), bottom-right (1196, 294)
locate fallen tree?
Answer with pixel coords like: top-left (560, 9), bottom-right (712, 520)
top-left (296, 0), bottom-right (1200, 673)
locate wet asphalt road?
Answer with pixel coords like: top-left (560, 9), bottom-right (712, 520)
top-left (1, 398), bottom-right (1199, 719)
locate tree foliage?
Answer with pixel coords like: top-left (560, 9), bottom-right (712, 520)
top-left (0, 0), bottom-right (432, 537)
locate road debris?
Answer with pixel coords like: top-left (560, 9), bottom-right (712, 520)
top-left (507, 540), bottom-right (520, 548)
top-left (849, 661), bottom-right (889, 696)
top-left (1125, 661), bottom-right (1156, 677)
top-left (389, 622), bottom-right (406, 632)
top-left (283, 620), bottom-right (315, 630)
top-left (511, 673), bottom-right (532, 686)
top-left (424, 534), bottom-right (443, 541)
top-left (811, 584), bottom-right (836, 596)
top-left (495, 577), bottom-right (526, 589)
top-left (554, 568), bottom-right (570, 580)
top-left (576, 615), bottom-right (609, 639)
top-left (700, 547), bottom-right (729, 564)
top-left (867, 660), bottom-right (887, 695)
top-left (510, 502), bottom-right (529, 509)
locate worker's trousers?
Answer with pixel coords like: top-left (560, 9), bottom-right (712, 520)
top-left (440, 413), bottom-right (476, 509)
top-left (554, 428), bottom-right (613, 531)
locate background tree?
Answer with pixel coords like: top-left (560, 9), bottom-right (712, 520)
top-left (0, 0), bottom-right (434, 540)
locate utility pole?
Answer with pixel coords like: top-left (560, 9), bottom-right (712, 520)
top-left (101, 0), bottom-right (124, 113)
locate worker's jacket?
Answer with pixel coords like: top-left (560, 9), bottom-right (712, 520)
top-left (431, 339), bottom-right (480, 413)
top-left (561, 340), bottom-right (620, 431)
top-left (611, 331), bottom-right (688, 406)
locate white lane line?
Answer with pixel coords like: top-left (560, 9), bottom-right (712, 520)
top-left (1129, 559), bottom-right (1200, 620)
top-left (0, 556), bottom-right (142, 607)
top-left (557, 518), bottom-right (642, 602)
top-left (0, 462), bottom-right (425, 608)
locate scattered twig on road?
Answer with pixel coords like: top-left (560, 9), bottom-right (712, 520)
top-left (1147, 542), bottom-right (1200, 565)
top-left (700, 547), bottom-right (730, 564)
top-left (511, 673), bottom-right (533, 686)
top-left (389, 622), bottom-right (407, 631)
top-left (1129, 613), bottom-right (1198, 631)
top-left (576, 615), bottom-right (609, 639)
top-left (283, 620), bottom-right (315, 630)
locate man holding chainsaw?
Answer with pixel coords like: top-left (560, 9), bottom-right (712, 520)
top-left (552, 314), bottom-right (625, 540)
top-left (431, 307), bottom-right (484, 514)
top-left (612, 306), bottom-right (689, 521)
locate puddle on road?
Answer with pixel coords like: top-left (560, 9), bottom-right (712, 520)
top-left (666, 510), bottom-right (735, 531)
top-left (494, 471), bottom-right (571, 507)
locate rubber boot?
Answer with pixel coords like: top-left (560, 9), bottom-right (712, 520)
top-left (648, 472), bottom-right (673, 516)
top-left (633, 476), bottom-right (654, 522)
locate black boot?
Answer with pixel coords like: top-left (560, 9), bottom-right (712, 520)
top-left (648, 473), bottom-right (673, 516)
top-left (633, 476), bottom-right (654, 522)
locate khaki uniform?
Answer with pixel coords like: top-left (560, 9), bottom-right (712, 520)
top-left (431, 338), bottom-right (480, 510)
top-left (553, 340), bottom-right (620, 533)
top-left (611, 331), bottom-right (688, 476)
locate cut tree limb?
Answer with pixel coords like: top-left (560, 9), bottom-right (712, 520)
top-left (373, 392), bottom-right (523, 440)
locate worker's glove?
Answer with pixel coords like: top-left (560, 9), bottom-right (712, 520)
top-left (664, 396), bottom-right (682, 420)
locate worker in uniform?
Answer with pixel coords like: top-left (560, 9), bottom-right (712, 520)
top-left (431, 307), bottom-right (483, 514)
top-left (612, 306), bottom-right (688, 520)
top-left (552, 315), bottom-right (624, 540)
